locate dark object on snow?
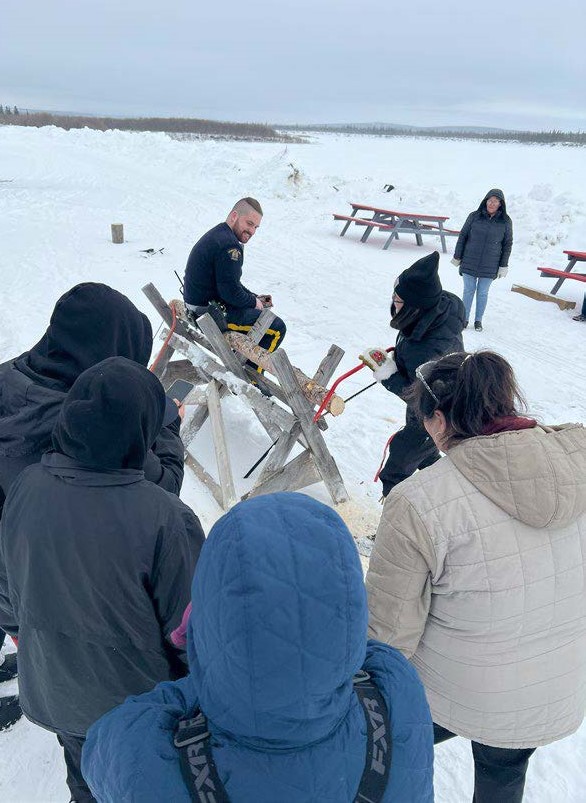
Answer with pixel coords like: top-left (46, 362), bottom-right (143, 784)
top-left (0, 694), bottom-right (21, 730)
top-left (383, 184), bottom-right (395, 192)
top-left (0, 651), bottom-right (17, 682)
top-left (140, 248), bottom-right (165, 257)
top-left (572, 293), bottom-right (586, 321)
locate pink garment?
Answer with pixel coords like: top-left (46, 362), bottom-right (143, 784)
top-left (170, 602), bottom-right (191, 649)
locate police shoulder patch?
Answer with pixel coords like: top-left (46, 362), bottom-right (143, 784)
top-left (227, 248), bottom-right (241, 261)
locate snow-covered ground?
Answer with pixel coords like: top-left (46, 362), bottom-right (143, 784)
top-left (0, 125), bottom-right (585, 801)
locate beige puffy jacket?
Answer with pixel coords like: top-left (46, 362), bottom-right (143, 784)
top-left (366, 424), bottom-right (586, 748)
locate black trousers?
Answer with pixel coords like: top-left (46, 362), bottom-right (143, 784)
top-left (56, 733), bottom-right (96, 803)
top-left (434, 724), bottom-right (536, 803)
top-left (225, 307), bottom-right (286, 354)
top-left (379, 407), bottom-right (440, 497)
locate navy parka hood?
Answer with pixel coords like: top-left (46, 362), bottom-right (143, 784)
top-left (52, 357), bottom-right (165, 471)
top-left (478, 188), bottom-right (507, 217)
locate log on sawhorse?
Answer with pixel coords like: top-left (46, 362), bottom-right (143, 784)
top-left (142, 283), bottom-right (349, 509)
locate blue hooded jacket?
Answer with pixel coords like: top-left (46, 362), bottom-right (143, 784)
top-left (82, 493), bottom-right (433, 802)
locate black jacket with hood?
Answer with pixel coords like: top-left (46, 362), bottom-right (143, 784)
top-left (0, 283), bottom-right (184, 514)
top-left (382, 291), bottom-right (465, 398)
top-left (0, 357), bottom-right (205, 737)
top-left (381, 252), bottom-right (466, 398)
top-left (454, 189), bottom-right (513, 279)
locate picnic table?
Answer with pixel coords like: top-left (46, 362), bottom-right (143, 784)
top-left (538, 250), bottom-right (586, 294)
top-left (333, 203), bottom-right (460, 253)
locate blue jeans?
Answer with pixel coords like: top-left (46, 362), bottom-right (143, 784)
top-left (462, 275), bottom-right (493, 323)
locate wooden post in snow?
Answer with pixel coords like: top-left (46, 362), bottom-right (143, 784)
top-left (111, 224), bottom-right (124, 244)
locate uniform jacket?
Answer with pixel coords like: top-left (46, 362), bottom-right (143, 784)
top-left (82, 493), bottom-right (434, 803)
top-left (183, 222), bottom-right (257, 311)
top-left (367, 424), bottom-right (586, 749)
top-left (382, 290), bottom-right (465, 400)
top-left (454, 189), bottom-right (513, 279)
top-left (0, 283), bottom-right (184, 512)
top-left (0, 357), bottom-right (205, 737)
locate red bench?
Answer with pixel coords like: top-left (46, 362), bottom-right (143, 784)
top-left (538, 267), bottom-right (586, 282)
top-left (539, 250), bottom-right (586, 294)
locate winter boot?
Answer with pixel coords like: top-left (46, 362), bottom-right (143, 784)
top-left (0, 652), bottom-right (17, 682)
top-left (463, 320), bottom-right (469, 329)
top-left (0, 694), bottom-right (22, 730)
top-left (474, 321), bottom-right (483, 332)
top-left (573, 314), bottom-right (586, 322)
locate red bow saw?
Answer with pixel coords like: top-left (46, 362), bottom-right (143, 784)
top-left (312, 347), bottom-right (394, 422)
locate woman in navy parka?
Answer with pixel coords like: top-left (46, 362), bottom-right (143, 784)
top-left (451, 188), bottom-right (513, 331)
top-left (82, 492), bottom-right (434, 803)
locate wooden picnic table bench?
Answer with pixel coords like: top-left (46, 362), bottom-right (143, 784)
top-left (539, 250), bottom-right (586, 294)
top-left (333, 202), bottom-right (459, 253)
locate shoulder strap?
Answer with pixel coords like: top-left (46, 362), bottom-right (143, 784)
top-left (174, 711), bottom-right (230, 803)
top-left (353, 670), bottom-right (393, 803)
top-left (174, 677), bottom-right (391, 803)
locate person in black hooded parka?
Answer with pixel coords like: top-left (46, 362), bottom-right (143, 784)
top-left (451, 188), bottom-right (513, 331)
top-left (0, 356), bottom-right (205, 803)
top-left (0, 282), bottom-right (185, 511)
top-left (0, 283), bottom-right (186, 730)
top-left (362, 252), bottom-right (465, 498)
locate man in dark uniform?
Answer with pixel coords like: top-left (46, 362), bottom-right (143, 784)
top-left (183, 197), bottom-right (286, 355)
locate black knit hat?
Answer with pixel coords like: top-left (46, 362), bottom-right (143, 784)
top-left (395, 251), bottom-right (442, 310)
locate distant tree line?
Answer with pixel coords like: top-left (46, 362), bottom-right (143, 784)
top-left (283, 122), bottom-right (586, 147)
top-left (0, 105), bottom-right (22, 115)
top-left (0, 107), bottom-right (300, 143)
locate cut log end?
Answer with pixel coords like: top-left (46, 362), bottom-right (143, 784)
top-left (170, 298), bottom-right (187, 316)
top-left (328, 396), bottom-right (345, 417)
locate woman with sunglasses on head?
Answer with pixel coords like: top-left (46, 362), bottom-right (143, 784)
top-left (366, 350), bottom-right (586, 802)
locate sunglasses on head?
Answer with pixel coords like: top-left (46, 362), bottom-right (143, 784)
top-left (415, 353), bottom-right (472, 406)
top-left (415, 360), bottom-right (440, 404)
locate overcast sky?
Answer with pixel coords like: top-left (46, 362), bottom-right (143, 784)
top-left (2, 1), bottom-right (585, 130)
